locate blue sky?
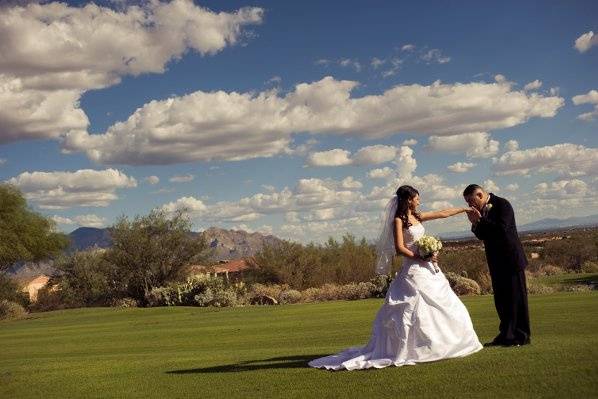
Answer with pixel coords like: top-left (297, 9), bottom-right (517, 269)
top-left (0, 0), bottom-right (597, 242)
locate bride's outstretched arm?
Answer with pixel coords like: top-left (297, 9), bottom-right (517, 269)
top-left (420, 207), bottom-right (472, 221)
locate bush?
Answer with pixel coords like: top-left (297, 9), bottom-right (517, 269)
top-left (369, 274), bottom-right (392, 298)
top-left (110, 297), bottom-right (139, 308)
top-left (30, 287), bottom-right (65, 312)
top-left (51, 250), bottom-right (117, 307)
top-left (581, 261), bottom-right (598, 273)
top-left (0, 299), bottom-right (27, 320)
top-left (145, 275), bottom-right (239, 308)
top-left (526, 280), bottom-right (555, 295)
top-left (247, 234), bottom-right (377, 289)
top-left (278, 289), bottom-right (302, 304)
top-left (538, 265), bottom-right (564, 276)
top-left (0, 273), bottom-right (30, 307)
top-left (445, 272), bottom-right (481, 296)
top-left (471, 270), bottom-right (493, 294)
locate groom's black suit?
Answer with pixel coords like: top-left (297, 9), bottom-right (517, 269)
top-left (472, 193), bottom-right (531, 345)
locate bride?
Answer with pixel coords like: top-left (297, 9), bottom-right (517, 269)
top-left (309, 185), bottom-right (483, 370)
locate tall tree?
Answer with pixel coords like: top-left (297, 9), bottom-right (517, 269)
top-left (0, 184), bottom-right (69, 272)
top-left (104, 209), bottom-right (210, 301)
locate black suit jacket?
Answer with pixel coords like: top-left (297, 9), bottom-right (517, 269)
top-left (472, 193), bottom-right (528, 272)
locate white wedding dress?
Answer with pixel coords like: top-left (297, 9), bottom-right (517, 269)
top-left (309, 223), bottom-right (483, 370)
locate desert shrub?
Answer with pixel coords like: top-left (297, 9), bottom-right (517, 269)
top-left (562, 285), bottom-right (593, 292)
top-left (30, 287), bottom-right (65, 312)
top-left (145, 275), bottom-right (239, 307)
top-left (339, 282), bottom-right (376, 300)
top-left (369, 274), bottom-right (392, 298)
top-left (542, 233), bottom-right (598, 272)
top-left (444, 272), bottom-right (481, 296)
top-left (526, 280), bottom-right (555, 294)
top-left (249, 283), bottom-right (288, 300)
top-left (471, 270), bottom-right (493, 294)
top-left (0, 273), bottom-right (30, 307)
top-left (278, 289), bottom-right (302, 304)
top-left (536, 264), bottom-right (563, 276)
top-left (581, 261), bottom-right (598, 273)
top-left (300, 287), bottom-right (320, 303)
top-left (439, 248), bottom-right (488, 276)
top-left (0, 299), bottom-right (27, 320)
top-left (110, 297), bottom-right (139, 308)
top-left (248, 234), bottom-right (378, 289)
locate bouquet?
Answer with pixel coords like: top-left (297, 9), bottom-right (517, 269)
top-left (415, 235), bottom-right (442, 272)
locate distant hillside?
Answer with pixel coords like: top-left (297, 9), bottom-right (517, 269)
top-left (68, 227), bottom-right (113, 252)
top-left (199, 227), bottom-right (283, 261)
top-left (67, 226), bottom-right (282, 261)
top-left (439, 213), bottom-right (598, 240)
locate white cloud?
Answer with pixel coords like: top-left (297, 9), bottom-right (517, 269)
top-left (572, 89), bottom-right (598, 121)
top-left (368, 166), bottom-right (394, 179)
top-left (304, 144), bottom-right (399, 167)
top-left (339, 58), bottom-right (362, 72)
top-left (393, 146), bottom-right (418, 180)
top-left (352, 145), bottom-right (398, 165)
top-left (483, 179), bottom-right (500, 192)
top-left (307, 149), bottom-right (352, 166)
top-left (493, 143), bottom-right (598, 177)
top-left (63, 76), bottom-right (564, 165)
top-left (505, 183), bottom-right (519, 192)
top-left (162, 196), bottom-right (208, 214)
top-left (169, 174), bottom-right (194, 183)
top-left (447, 162), bottom-right (476, 173)
top-left (341, 176), bottom-right (363, 189)
top-left (574, 31), bottom-right (598, 53)
top-left (161, 176), bottom-right (364, 225)
top-left (7, 168), bottom-right (136, 209)
top-left (401, 44), bottom-right (416, 51)
top-left (266, 76), bottom-right (282, 85)
top-left (420, 48), bottom-right (450, 64)
top-left (73, 214), bottom-right (107, 228)
top-left (51, 213), bottom-right (106, 228)
top-left (51, 215), bottom-right (74, 225)
top-left (381, 57), bottom-right (402, 77)
top-left (0, 158), bottom-right (5, 165)
top-left (524, 80), bottom-right (542, 91)
top-left (427, 132), bottom-right (499, 158)
top-left (0, 0), bottom-right (264, 144)
top-left (145, 175), bottom-right (160, 185)
top-left (402, 138), bottom-right (417, 146)
top-left (371, 57), bottom-right (386, 69)
top-left (504, 139), bottom-right (519, 152)
top-left (535, 179), bottom-right (589, 198)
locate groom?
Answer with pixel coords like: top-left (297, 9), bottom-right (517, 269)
top-left (463, 184), bottom-right (531, 347)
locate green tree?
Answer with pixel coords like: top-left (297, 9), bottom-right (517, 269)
top-left (0, 184), bottom-right (69, 272)
top-left (51, 250), bottom-right (118, 307)
top-left (104, 209), bottom-right (210, 302)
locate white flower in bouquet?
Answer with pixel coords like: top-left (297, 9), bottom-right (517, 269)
top-left (415, 235), bottom-right (442, 272)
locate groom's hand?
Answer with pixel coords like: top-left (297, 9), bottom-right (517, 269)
top-left (467, 207), bottom-right (481, 224)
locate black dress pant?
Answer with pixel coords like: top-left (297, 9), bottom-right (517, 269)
top-left (489, 268), bottom-right (531, 344)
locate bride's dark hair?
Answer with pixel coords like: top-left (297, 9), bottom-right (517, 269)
top-left (394, 185), bottom-right (422, 228)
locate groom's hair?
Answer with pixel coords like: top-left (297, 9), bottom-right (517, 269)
top-left (463, 184), bottom-right (484, 197)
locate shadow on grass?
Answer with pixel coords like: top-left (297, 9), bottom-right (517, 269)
top-left (166, 354), bottom-right (330, 374)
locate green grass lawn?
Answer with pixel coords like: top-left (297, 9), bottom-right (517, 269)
top-left (1, 292), bottom-right (597, 398)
